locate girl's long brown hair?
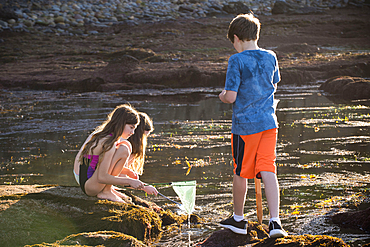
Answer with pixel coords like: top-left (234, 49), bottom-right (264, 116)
top-left (79, 104), bottom-right (139, 166)
top-left (128, 112), bottom-right (154, 175)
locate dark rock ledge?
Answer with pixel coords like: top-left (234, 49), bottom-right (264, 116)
top-left (0, 185), bottom-right (359, 247)
top-left (319, 76), bottom-right (370, 100)
top-left (1, 45), bottom-right (369, 99)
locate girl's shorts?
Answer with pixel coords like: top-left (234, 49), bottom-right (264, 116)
top-left (231, 128), bottom-right (277, 179)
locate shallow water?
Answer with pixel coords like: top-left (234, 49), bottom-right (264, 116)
top-left (0, 84), bottom-right (369, 246)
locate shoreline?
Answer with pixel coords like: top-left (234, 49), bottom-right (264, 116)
top-left (1, 7), bottom-right (369, 92)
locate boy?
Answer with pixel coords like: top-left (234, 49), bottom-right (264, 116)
top-left (218, 13), bottom-right (288, 238)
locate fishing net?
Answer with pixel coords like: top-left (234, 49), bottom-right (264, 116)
top-left (171, 180), bottom-right (196, 214)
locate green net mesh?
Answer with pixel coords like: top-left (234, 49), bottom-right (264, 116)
top-left (171, 180), bottom-right (196, 214)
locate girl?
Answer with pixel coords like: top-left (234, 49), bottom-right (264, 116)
top-left (73, 104), bottom-right (150, 202)
top-left (119, 112), bottom-right (158, 195)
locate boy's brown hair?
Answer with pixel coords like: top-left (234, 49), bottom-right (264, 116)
top-left (227, 13), bottom-right (260, 43)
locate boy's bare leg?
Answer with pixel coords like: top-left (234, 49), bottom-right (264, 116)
top-left (260, 171), bottom-right (279, 218)
top-left (233, 174), bottom-right (248, 216)
top-left (260, 171), bottom-right (288, 237)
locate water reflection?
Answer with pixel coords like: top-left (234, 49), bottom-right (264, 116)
top-left (0, 84), bottom-right (369, 245)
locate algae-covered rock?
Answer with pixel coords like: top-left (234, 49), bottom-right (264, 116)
top-left (0, 185), bottom-right (186, 246)
top-left (196, 221), bottom-right (269, 246)
top-left (26, 230), bottom-right (146, 247)
top-left (196, 222), bottom-right (349, 247)
top-left (252, 234), bottom-right (349, 247)
top-left (74, 199), bottom-right (163, 242)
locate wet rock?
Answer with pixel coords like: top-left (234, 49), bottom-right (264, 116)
top-left (197, 224), bottom-right (349, 247)
top-left (272, 0), bottom-right (326, 15)
top-left (274, 43), bottom-right (322, 54)
top-left (0, 185), bottom-right (189, 246)
top-left (222, 1), bottom-right (252, 15)
top-left (179, 5), bottom-right (194, 13)
top-left (330, 207), bottom-right (370, 233)
top-left (279, 68), bottom-right (316, 85)
top-left (106, 47), bottom-right (160, 61)
top-left (196, 221), bottom-right (269, 246)
top-left (252, 234), bottom-right (349, 247)
top-left (54, 16), bottom-right (65, 24)
top-left (124, 64), bottom-right (225, 88)
top-left (27, 231), bottom-right (148, 247)
top-left (71, 77), bottom-right (106, 92)
top-left (0, 8), bottom-right (18, 21)
top-left (319, 76), bottom-right (370, 100)
top-left (0, 19), bottom-right (8, 28)
top-left (97, 55), bottom-right (139, 84)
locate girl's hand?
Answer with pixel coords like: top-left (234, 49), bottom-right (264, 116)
top-left (143, 185), bottom-right (158, 195)
top-left (129, 179), bottom-right (145, 190)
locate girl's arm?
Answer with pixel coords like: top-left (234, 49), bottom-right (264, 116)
top-left (119, 167), bottom-right (138, 179)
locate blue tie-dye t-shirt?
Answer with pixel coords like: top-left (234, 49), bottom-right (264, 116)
top-left (225, 48), bottom-right (280, 135)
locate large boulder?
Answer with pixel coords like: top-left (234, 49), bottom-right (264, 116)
top-left (0, 7), bottom-right (18, 21)
top-left (96, 55), bottom-right (140, 84)
top-left (123, 64), bottom-right (226, 88)
top-left (70, 77), bottom-right (106, 92)
top-left (222, 1), bottom-right (251, 15)
top-left (330, 207), bottom-right (370, 233)
top-left (319, 76), bottom-right (370, 100)
top-left (196, 222), bottom-right (349, 246)
top-left (0, 185), bottom-right (189, 246)
top-left (104, 47), bottom-right (167, 62)
top-left (196, 221), bottom-right (269, 246)
top-left (27, 231), bottom-right (147, 247)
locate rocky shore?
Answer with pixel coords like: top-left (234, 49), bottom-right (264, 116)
top-left (0, 185), bottom-right (360, 246)
top-left (1, 0), bottom-right (367, 36)
top-left (0, 1), bottom-right (370, 100)
top-left (0, 2), bottom-right (369, 246)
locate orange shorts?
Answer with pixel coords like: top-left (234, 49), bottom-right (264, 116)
top-left (231, 128), bottom-right (277, 179)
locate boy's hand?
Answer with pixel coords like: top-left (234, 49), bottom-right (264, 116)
top-left (219, 90), bottom-right (226, 100)
top-left (143, 185), bottom-right (158, 195)
top-left (219, 89), bottom-right (237, 104)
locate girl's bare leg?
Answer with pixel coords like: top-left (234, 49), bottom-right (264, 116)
top-left (103, 159), bottom-right (133, 202)
top-left (85, 165), bottom-right (129, 202)
top-left (96, 184), bottom-right (124, 202)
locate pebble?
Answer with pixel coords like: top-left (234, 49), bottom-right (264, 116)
top-left (0, 0), bottom-right (356, 35)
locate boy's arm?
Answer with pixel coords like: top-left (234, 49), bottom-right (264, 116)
top-left (219, 89), bottom-right (237, 104)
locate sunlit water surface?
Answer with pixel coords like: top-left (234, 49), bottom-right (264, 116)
top-left (0, 84), bottom-right (369, 246)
